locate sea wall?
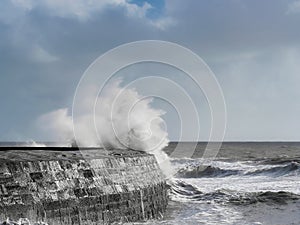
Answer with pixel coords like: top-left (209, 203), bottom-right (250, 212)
top-left (0, 148), bottom-right (168, 224)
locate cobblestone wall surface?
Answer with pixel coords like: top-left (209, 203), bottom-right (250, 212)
top-left (0, 149), bottom-right (168, 224)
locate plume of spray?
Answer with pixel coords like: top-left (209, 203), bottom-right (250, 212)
top-left (38, 79), bottom-right (173, 177)
top-left (25, 140), bottom-right (47, 147)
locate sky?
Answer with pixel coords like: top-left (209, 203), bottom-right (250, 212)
top-left (0, 0), bottom-right (300, 141)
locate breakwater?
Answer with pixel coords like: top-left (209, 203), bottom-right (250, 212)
top-left (0, 147), bottom-right (168, 224)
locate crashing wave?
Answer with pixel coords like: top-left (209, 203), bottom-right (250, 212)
top-left (173, 159), bottom-right (300, 178)
top-left (245, 162), bottom-right (300, 177)
top-left (175, 165), bottom-right (241, 178)
top-left (170, 180), bottom-right (300, 205)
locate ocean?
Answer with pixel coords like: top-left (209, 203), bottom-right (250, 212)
top-left (1, 142), bottom-right (299, 225)
top-left (143, 142), bottom-right (300, 225)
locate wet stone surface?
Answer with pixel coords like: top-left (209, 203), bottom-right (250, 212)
top-left (0, 148), bottom-right (168, 224)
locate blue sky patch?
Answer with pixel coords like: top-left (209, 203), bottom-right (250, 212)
top-left (129, 0), bottom-right (165, 19)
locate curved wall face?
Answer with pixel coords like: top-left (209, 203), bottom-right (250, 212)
top-left (0, 149), bottom-right (168, 224)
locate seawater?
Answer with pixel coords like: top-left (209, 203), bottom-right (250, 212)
top-left (137, 142), bottom-right (300, 225)
top-left (1, 142), bottom-right (300, 225)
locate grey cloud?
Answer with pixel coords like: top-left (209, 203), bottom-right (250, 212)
top-left (287, 0), bottom-right (300, 14)
top-left (0, 0), bottom-right (300, 141)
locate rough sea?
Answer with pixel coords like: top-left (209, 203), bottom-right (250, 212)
top-left (142, 142), bottom-right (300, 225)
top-left (1, 142), bottom-right (300, 225)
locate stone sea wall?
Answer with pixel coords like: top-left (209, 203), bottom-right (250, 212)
top-left (0, 148), bottom-right (168, 224)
